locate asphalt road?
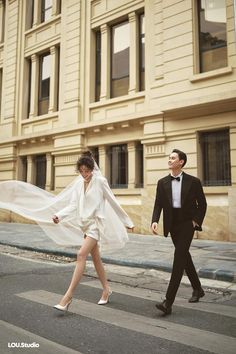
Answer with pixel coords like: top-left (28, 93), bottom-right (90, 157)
top-left (0, 246), bottom-right (236, 354)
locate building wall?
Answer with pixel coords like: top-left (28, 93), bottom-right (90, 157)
top-left (0, 0), bottom-right (236, 241)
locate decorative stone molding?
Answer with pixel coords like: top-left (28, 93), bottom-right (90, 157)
top-left (145, 144), bottom-right (165, 156)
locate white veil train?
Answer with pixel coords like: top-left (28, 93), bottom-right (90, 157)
top-left (0, 162), bottom-right (129, 250)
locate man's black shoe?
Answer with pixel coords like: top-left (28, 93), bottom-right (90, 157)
top-left (189, 288), bottom-right (205, 303)
top-left (155, 300), bottom-right (172, 315)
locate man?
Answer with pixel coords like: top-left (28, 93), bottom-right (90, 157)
top-left (151, 149), bottom-right (207, 315)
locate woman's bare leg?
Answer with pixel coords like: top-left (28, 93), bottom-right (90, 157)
top-left (90, 243), bottom-right (110, 300)
top-left (58, 236), bottom-right (97, 306)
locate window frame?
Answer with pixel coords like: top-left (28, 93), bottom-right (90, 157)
top-left (38, 52), bottom-right (51, 116)
top-left (199, 129), bottom-right (231, 187)
top-left (195, 0), bottom-right (228, 74)
top-left (109, 144), bottom-right (128, 189)
top-left (110, 20), bottom-right (130, 99)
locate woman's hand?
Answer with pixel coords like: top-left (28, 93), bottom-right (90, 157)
top-left (151, 222), bottom-right (158, 235)
top-left (52, 215), bottom-right (59, 224)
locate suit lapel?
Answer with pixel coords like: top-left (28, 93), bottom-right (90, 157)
top-left (181, 172), bottom-right (192, 206)
top-left (163, 175), bottom-right (172, 206)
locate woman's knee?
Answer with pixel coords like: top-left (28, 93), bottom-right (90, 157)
top-left (77, 250), bottom-right (87, 262)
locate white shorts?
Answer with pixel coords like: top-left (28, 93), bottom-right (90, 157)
top-left (78, 219), bottom-right (100, 241)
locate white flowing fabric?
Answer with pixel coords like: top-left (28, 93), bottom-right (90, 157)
top-left (0, 165), bottom-right (133, 250)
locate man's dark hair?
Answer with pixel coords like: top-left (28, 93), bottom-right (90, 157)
top-left (76, 150), bottom-right (95, 171)
top-left (172, 149), bottom-right (187, 167)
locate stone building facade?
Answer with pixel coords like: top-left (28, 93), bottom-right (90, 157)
top-left (0, 0), bottom-right (235, 241)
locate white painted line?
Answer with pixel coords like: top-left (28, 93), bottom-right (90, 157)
top-left (83, 279), bottom-right (236, 318)
top-left (0, 320), bottom-right (83, 354)
top-left (16, 290), bottom-right (236, 354)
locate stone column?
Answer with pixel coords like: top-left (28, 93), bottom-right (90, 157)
top-left (29, 54), bottom-right (39, 118)
top-left (100, 24), bottom-right (110, 101)
top-left (52, 0), bottom-right (59, 16)
top-left (45, 153), bottom-right (53, 191)
top-left (27, 155), bottom-right (35, 184)
top-left (48, 46), bottom-right (58, 113)
top-left (128, 142), bottom-right (137, 189)
top-left (99, 145), bottom-right (109, 179)
top-left (32, 0), bottom-right (40, 27)
top-left (0, 0), bottom-right (4, 43)
top-left (128, 12), bottom-right (138, 95)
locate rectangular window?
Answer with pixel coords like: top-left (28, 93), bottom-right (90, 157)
top-left (27, 59), bottom-right (32, 118)
top-left (25, 0), bottom-right (34, 30)
top-left (38, 53), bottom-right (50, 116)
top-left (41, 0), bottom-right (52, 23)
top-left (139, 14), bottom-right (145, 91)
top-left (111, 21), bottom-right (130, 98)
top-left (35, 155), bottom-right (46, 189)
top-left (95, 31), bottom-right (101, 102)
top-left (136, 143), bottom-right (144, 188)
top-left (109, 145), bottom-right (128, 188)
top-left (200, 129), bottom-right (231, 186)
top-left (198, 0), bottom-right (227, 73)
top-left (20, 157), bottom-right (28, 182)
top-left (0, 0), bottom-right (5, 43)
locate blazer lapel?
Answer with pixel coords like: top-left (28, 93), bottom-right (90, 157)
top-left (181, 172), bottom-right (192, 206)
top-left (163, 175), bottom-right (172, 206)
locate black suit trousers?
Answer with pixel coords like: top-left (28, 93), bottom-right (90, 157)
top-left (166, 217), bottom-right (201, 305)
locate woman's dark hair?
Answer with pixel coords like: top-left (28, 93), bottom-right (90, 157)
top-left (172, 149), bottom-right (187, 167)
top-left (76, 151), bottom-right (95, 171)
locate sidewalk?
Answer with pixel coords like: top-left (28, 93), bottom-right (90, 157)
top-left (0, 222), bottom-right (235, 283)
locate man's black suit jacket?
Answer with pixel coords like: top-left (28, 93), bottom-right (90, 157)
top-left (151, 172), bottom-right (207, 237)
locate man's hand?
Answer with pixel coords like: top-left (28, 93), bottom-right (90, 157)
top-left (52, 215), bottom-right (59, 224)
top-left (151, 222), bottom-right (158, 235)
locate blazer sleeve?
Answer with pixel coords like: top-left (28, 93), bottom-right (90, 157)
top-left (193, 179), bottom-right (207, 228)
top-left (55, 189), bottom-right (77, 221)
top-left (102, 178), bottom-right (134, 228)
top-left (151, 180), bottom-right (163, 224)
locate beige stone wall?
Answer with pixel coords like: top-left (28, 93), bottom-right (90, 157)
top-left (0, 0), bottom-right (235, 240)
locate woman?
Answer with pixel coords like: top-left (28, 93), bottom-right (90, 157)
top-left (52, 151), bottom-right (134, 311)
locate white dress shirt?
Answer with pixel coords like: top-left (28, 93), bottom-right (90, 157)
top-left (171, 172), bottom-right (183, 208)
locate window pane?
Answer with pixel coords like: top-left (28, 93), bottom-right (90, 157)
top-left (95, 31), bottom-right (101, 102)
top-left (41, 0), bottom-right (52, 22)
top-left (21, 157), bottom-right (28, 182)
top-left (139, 14), bottom-right (145, 91)
top-left (35, 155), bottom-right (46, 189)
top-left (41, 54), bottom-right (50, 98)
top-left (111, 22), bottom-right (130, 98)
top-left (38, 53), bottom-right (50, 115)
top-left (110, 145), bottom-right (128, 188)
top-left (27, 60), bottom-right (31, 118)
top-left (198, 0), bottom-right (227, 72)
top-left (200, 129), bottom-right (231, 186)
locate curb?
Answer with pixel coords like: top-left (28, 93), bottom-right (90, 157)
top-left (1, 241), bottom-right (235, 283)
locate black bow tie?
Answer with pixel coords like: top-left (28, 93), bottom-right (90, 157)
top-left (171, 176), bottom-right (180, 181)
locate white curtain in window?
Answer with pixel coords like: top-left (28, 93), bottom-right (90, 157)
top-left (201, 0), bottom-right (226, 23)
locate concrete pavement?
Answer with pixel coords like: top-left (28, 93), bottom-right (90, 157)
top-left (0, 222), bottom-right (235, 283)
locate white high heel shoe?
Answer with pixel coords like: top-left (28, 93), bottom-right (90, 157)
top-left (98, 289), bottom-right (112, 305)
top-left (53, 298), bottom-right (72, 312)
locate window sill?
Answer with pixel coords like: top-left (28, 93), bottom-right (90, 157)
top-left (21, 112), bottom-right (58, 125)
top-left (112, 188), bottom-right (142, 196)
top-left (189, 66), bottom-right (233, 83)
top-left (24, 14), bottom-right (61, 36)
top-left (89, 91), bottom-right (145, 109)
top-left (203, 186), bottom-right (231, 194)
